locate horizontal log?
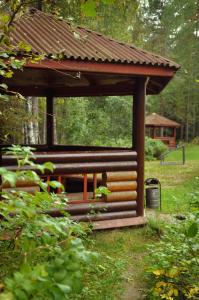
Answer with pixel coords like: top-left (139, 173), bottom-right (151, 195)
top-left (46, 201), bottom-right (137, 217)
top-left (1, 144), bottom-right (130, 151)
top-left (102, 171), bottom-right (137, 182)
top-left (2, 179), bottom-right (37, 189)
top-left (106, 181), bottom-right (137, 192)
top-left (71, 210), bottom-right (137, 222)
top-left (2, 150), bottom-right (137, 165)
top-left (3, 186), bottom-right (40, 194)
top-left (104, 191), bottom-right (137, 202)
top-left (6, 161), bottom-right (137, 174)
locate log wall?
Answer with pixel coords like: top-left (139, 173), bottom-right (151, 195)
top-left (1, 150), bottom-right (139, 224)
top-left (102, 171), bottom-right (137, 203)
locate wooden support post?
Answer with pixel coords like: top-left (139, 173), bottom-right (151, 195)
top-left (57, 176), bottom-right (62, 194)
top-left (47, 175), bottom-right (51, 193)
top-left (46, 95), bottom-right (54, 148)
top-left (133, 78), bottom-right (147, 217)
top-left (83, 174), bottom-right (88, 201)
top-left (93, 173), bottom-right (97, 199)
top-left (153, 127), bottom-right (156, 139)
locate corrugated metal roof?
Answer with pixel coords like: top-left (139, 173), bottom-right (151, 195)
top-left (10, 9), bottom-right (180, 70)
top-left (145, 113), bottom-right (180, 127)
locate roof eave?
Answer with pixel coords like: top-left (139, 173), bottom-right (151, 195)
top-left (25, 58), bottom-right (178, 78)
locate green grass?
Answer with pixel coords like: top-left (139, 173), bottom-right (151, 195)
top-left (145, 144), bottom-right (199, 213)
top-left (81, 227), bottom-right (155, 300)
top-left (162, 143), bottom-right (199, 162)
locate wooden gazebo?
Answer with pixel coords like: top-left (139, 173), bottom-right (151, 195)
top-left (146, 113), bottom-right (180, 148)
top-left (1, 9), bottom-right (180, 229)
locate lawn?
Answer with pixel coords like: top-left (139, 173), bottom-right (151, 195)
top-left (145, 144), bottom-right (199, 213)
top-left (163, 144), bottom-right (199, 162)
top-left (87, 144), bottom-right (199, 300)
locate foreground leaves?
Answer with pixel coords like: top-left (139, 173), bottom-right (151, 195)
top-left (146, 216), bottom-right (199, 300)
top-left (0, 146), bottom-right (97, 299)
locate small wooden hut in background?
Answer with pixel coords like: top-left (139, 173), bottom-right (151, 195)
top-left (1, 9), bottom-right (180, 229)
top-left (145, 113), bottom-right (180, 148)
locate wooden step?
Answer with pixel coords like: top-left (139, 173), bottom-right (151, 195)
top-left (93, 216), bottom-right (147, 230)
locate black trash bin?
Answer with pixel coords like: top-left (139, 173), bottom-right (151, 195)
top-left (145, 178), bottom-right (161, 210)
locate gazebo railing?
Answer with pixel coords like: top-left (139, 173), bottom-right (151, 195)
top-left (160, 144), bottom-right (185, 165)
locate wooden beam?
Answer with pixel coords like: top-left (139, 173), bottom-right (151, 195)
top-left (133, 78), bottom-right (147, 217)
top-left (5, 84), bottom-right (136, 97)
top-left (46, 95), bottom-right (54, 147)
top-left (25, 59), bottom-right (176, 78)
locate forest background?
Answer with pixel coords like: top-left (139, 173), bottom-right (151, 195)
top-left (1, 0), bottom-right (199, 146)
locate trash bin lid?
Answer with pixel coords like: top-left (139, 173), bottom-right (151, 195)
top-left (145, 178), bottom-right (160, 185)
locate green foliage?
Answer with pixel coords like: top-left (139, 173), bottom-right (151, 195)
top-left (95, 186), bottom-right (111, 198)
top-left (0, 146), bottom-right (97, 299)
top-left (191, 137), bottom-right (199, 145)
top-left (55, 96), bottom-right (132, 147)
top-left (145, 137), bottom-right (168, 160)
top-left (146, 216), bottom-right (199, 300)
top-left (189, 178), bottom-right (199, 213)
top-left (143, 0), bottom-right (199, 141)
top-left (145, 216), bottom-right (166, 238)
top-left (75, 252), bottom-right (125, 300)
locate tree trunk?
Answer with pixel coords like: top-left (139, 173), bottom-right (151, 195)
top-left (185, 118), bottom-right (189, 142)
top-left (32, 97), bottom-right (39, 143)
top-left (25, 97), bottom-right (39, 144)
top-left (54, 114), bottom-right (58, 144)
top-left (42, 104), bottom-right (46, 144)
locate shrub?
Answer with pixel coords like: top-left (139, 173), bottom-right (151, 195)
top-left (191, 137), bottom-right (199, 144)
top-left (145, 215), bottom-right (199, 300)
top-left (0, 146), bottom-right (97, 300)
top-left (145, 137), bottom-right (168, 160)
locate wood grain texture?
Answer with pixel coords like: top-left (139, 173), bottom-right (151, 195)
top-left (5, 161), bottom-right (137, 174)
top-left (102, 171), bottom-right (137, 182)
top-left (2, 179), bottom-right (38, 189)
top-left (3, 151), bottom-right (137, 165)
top-left (106, 181), bottom-right (137, 192)
top-left (105, 191), bottom-right (137, 202)
top-left (93, 216), bottom-right (147, 230)
top-left (3, 186), bottom-right (40, 194)
top-left (71, 210), bottom-right (137, 222)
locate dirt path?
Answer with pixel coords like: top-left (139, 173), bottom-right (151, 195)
top-left (122, 281), bottom-right (145, 300)
top-left (121, 211), bottom-right (175, 300)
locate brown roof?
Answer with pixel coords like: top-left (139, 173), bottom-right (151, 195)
top-left (145, 113), bottom-right (180, 127)
top-left (11, 9), bottom-right (180, 70)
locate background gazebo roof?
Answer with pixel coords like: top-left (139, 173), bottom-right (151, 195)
top-left (145, 113), bottom-right (180, 127)
top-left (12, 9), bottom-right (180, 69)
